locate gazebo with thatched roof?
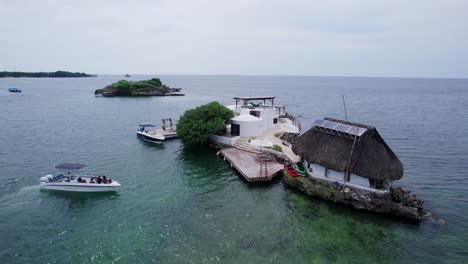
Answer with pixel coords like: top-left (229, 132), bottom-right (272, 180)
top-left (292, 117), bottom-right (403, 189)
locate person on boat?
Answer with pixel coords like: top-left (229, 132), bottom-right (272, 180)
top-left (97, 176), bottom-right (102, 184)
top-left (89, 178), bottom-right (95, 184)
top-left (102, 176), bottom-right (108, 183)
top-left (77, 177), bottom-right (86, 183)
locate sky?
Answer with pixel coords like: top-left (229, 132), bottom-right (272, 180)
top-left (1, 0), bottom-right (467, 78)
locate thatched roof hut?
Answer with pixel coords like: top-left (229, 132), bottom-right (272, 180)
top-left (292, 117), bottom-right (403, 181)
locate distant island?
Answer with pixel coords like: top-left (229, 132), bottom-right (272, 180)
top-left (0, 71), bottom-right (97, 78)
top-left (94, 78), bottom-right (184, 97)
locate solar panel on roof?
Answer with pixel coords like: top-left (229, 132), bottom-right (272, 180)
top-left (347, 126), bottom-right (367, 136)
top-left (312, 119), bottom-right (368, 138)
top-left (322, 121), bottom-right (337, 129)
top-left (335, 123), bottom-right (352, 133)
top-left (312, 119), bottom-right (326, 126)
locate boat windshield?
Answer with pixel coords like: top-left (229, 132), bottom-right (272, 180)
top-left (139, 124), bottom-right (156, 132)
top-left (49, 174), bottom-right (67, 182)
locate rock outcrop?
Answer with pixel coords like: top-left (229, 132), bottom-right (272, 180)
top-left (283, 173), bottom-right (426, 221)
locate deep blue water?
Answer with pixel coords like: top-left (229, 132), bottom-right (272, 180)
top-left (0, 75), bottom-right (467, 263)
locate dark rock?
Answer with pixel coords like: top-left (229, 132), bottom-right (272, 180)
top-left (282, 174), bottom-right (426, 221)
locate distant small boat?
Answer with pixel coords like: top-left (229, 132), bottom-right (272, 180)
top-left (8, 88), bottom-right (21, 93)
top-left (124, 74), bottom-right (131, 77)
top-left (137, 124), bottom-right (179, 142)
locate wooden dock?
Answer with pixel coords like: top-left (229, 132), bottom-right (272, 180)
top-left (155, 128), bottom-right (178, 138)
top-left (219, 148), bottom-right (284, 182)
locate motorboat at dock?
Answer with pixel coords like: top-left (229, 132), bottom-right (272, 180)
top-left (137, 124), bottom-right (178, 142)
top-left (40, 163), bottom-right (121, 192)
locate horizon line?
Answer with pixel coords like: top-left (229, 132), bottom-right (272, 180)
top-left (93, 73), bottom-right (468, 80)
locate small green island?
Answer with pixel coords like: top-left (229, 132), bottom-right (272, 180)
top-left (0, 71), bottom-right (96, 78)
top-left (94, 78), bottom-right (184, 97)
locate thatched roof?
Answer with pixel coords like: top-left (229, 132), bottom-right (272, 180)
top-left (292, 117), bottom-right (403, 181)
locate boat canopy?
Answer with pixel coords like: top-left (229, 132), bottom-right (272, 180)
top-left (55, 163), bottom-right (87, 170)
top-left (139, 124), bottom-right (156, 127)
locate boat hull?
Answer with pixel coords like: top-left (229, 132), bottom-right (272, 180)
top-left (41, 183), bottom-right (120, 192)
top-left (137, 131), bottom-right (165, 142)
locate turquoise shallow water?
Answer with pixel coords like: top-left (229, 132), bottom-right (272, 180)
top-left (0, 75), bottom-right (467, 263)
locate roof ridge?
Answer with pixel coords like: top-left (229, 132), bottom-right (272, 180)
top-left (324, 117), bottom-right (374, 130)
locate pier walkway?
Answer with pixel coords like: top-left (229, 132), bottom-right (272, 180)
top-left (219, 148), bottom-right (284, 182)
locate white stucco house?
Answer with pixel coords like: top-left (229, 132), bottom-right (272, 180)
top-left (209, 96), bottom-right (294, 146)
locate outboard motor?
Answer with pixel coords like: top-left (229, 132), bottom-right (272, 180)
top-left (40, 174), bottom-right (53, 183)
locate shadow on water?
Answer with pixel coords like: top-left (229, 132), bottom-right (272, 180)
top-left (178, 144), bottom-right (286, 193)
top-left (136, 137), bottom-right (165, 149)
top-left (176, 144), bottom-right (223, 175)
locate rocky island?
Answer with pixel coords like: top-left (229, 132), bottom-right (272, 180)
top-left (94, 78), bottom-right (184, 97)
top-left (0, 71), bottom-right (96, 78)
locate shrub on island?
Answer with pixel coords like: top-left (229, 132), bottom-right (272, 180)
top-left (176, 102), bottom-right (234, 144)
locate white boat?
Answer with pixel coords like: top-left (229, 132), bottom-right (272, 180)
top-left (137, 124), bottom-right (179, 142)
top-left (40, 163), bottom-right (121, 192)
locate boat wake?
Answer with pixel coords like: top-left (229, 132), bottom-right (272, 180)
top-left (0, 185), bottom-right (41, 210)
top-left (19, 185), bottom-right (41, 192)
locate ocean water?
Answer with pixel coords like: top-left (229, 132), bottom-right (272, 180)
top-left (0, 75), bottom-right (467, 263)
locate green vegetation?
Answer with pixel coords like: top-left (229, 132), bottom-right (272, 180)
top-left (176, 102), bottom-right (234, 144)
top-left (274, 133), bottom-right (282, 138)
top-left (0, 71), bottom-right (95, 78)
top-left (94, 88), bottom-right (104, 95)
top-left (265, 144), bottom-right (283, 152)
top-left (94, 78), bottom-right (182, 96)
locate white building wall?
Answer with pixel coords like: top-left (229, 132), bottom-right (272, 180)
top-left (231, 119), bottom-right (263, 137)
top-left (239, 109), bottom-right (251, 115)
top-left (259, 108), bottom-right (276, 130)
top-left (310, 163), bottom-right (326, 177)
top-left (349, 173), bottom-right (370, 187)
top-left (326, 168), bottom-right (345, 181)
top-left (305, 161), bottom-right (385, 192)
top-left (229, 106), bottom-right (278, 136)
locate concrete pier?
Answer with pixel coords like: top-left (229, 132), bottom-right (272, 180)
top-left (219, 148), bottom-right (284, 182)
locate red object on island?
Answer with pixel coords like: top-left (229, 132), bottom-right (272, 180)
top-left (285, 164), bottom-right (299, 177)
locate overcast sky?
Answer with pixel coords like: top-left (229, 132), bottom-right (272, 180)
top-left (1, 0), bottom-right (467, 78)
